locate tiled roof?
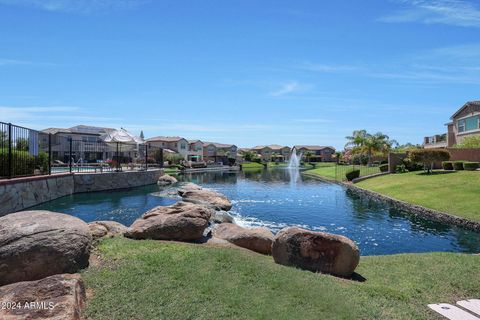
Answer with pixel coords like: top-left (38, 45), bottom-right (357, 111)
top-left (146, 136), bottom-right (185, 142)
top-left (203, 141), bottom-right (236, 148)
top-left (451, 100), bottom-right (480, 119)
top-left (294, 145), bottom-right (335, 151)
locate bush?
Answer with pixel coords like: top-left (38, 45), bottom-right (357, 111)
top-left (402, 157), bottom-right (423, 172)
top-left (379, 164), bottom-right (389, 172)
top-left (463, 162), bottom-right (479, 171)
top-left (442, 161), bottom-right (454, 170)
top-left (409, 149), bottom-right (450, 173)
top-left (395, 164), bottom-right (408, 173)
top-left (453, 161), bottom-right (464, 170)
top-left (345, 169), bottom-right (360, 181)
top-left (0, 149), bottom-right (37, 177)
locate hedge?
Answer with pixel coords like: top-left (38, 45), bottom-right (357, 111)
top-left (463, 162), bottom-right (479, 171)
top-left (453, 161), bottom-right (464, 170)
top-left (442, 161), bottom-right (454, 170)
top-left (0, 149), bottom-right (49, 177)
top-left (345, 169), bottom-right (360, 181)
top-left (379, 164), bottom-right (389, 172)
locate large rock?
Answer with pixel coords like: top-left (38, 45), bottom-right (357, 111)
top-left (212, 223), bottom-right (274, 254)
top-left (272, 227), bottom-right (360, 277)
top-left (0, 210), bottom-right (91, 286)
top-left (179, 189), bottom-right (232, 211)
top-left (178, 183), bottom-right (202, 193)
top-left (211, 210), bottom-right (235, 224)
top-left (125, 202), bottom-right (212, 241)
top-left (0, 273), bottom-right (86, 320)
top-left (157, 174), bottom-right (178, 186)
top-left (88, 220), bottom-right (129, 240)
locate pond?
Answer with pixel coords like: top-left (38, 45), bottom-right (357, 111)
top-left (30, 168), bottom-right (480, 256)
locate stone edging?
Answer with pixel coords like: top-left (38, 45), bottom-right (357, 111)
top-left (0, 173), bottom-right (73, 186)
top-left (302, 172), bottom-right (480, 232)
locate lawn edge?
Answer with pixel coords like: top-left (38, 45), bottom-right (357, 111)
top-left (302, 172), bottom-right (480, 232)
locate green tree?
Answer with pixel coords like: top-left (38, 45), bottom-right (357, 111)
top-left (304, 151), bottom-right (313, 163)
top-left (345, 130), bottom-right (396, 164)
top-left (409, 149), bottom-right (450, 174)
top-left (16, 138), bottom-right (29, 151)
top-left (455, 136), bottom-right (480, 148)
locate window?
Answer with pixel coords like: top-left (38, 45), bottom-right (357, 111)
top-left (458, 115), bottom-right (479, 133)
top-left (180, 143), bottom-right (186, 150)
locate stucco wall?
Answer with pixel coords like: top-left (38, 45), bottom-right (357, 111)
top-left (0, 169), bottom-right (164, 216)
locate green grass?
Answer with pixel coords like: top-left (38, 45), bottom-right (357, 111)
top-left (240, 162), bottom-right (265, 169)
top-left (305, 164), bottom-right (380, 181)
top-left (83, 237), bottom-right (480, 320)
top-left (356, 170), bottom-right (480, 222)
top-left (163, 167), bottom-right (179, 174)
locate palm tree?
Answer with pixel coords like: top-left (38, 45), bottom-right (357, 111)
top-left (345, 130), bottom-right (396, 164)
top-left (304, 151), bottom-right (313, 163)
top-left (345, 130), bottom-right (369, 154)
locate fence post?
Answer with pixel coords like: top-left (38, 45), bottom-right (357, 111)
top-left (69, 138), bottom-right (73, 173)
top-left (145, 144), bottom-right (148, 171)
top-left (7, 123), bottom-right (12, 179)
top-left (116, 142), bottom-right (119, 172)
top-left (160, 148), bottom-right (164, 168)
top-left (48, 133), bottom-right (52, 175)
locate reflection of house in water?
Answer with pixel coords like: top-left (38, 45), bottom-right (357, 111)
top-left (41, 125), bottom-right (140, 163)
top-left (178, 171), bottom-right (238, 185)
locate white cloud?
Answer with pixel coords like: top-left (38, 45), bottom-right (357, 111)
top-left (379, 0), bottom-right (480, 27)
top-left (269, 81), bottom-right (312, 97)
top-left (0, 0), bottom-right (148, 13)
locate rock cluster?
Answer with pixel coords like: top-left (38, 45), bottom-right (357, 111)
top-left (157, 174), bottom-right (178, 186)
top-left (88, 220), bottom-right (129, 240)
top-left (212, 223), bottom-right (274, 254)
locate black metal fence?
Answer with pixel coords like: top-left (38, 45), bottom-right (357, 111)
top-left (308, 162), bottom-right (386, 181)
top-left (0, 122), bottom-right (163, 179)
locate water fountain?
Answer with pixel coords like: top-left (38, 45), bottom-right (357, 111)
top-left (287, 147), bottom-right (302, 169)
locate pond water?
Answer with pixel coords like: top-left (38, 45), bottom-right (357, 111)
top-left (30, 168), bottom-right (480, 256)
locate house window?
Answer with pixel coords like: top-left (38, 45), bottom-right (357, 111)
top-left (180, 143), bottom-right (186, 150)
top-left (458, 115), bottom-right (480, 133)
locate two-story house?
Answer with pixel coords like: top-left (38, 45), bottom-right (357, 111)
top-left (187, 140), bottom-right (204, 162)
top-left (250, 145), bottom-right (291, 162)
top-left (146, 136), bottom-right (205, 161)
top-left (203, 142), bottom-right (238, 165)
top-left (423, 101), bottom-right (480, 148)
top-left (41, 125), bottom-right (117, 163)
top-left (294, 145), bottom-right (336, 162)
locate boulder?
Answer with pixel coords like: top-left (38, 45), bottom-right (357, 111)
top-left (0, 210), bottom-right (91, 286)
top-left (178, 183), bottom-right (202, 194)
top-left (179, 189), bottom-right (232, 211)
top-left (125, 202), bottom-right (212, 241)
top-left (0, 273), bottom-right (86, 320)
top-left (157, 174), bottom-right (178, 186)
top-left (211, 210), bottom-right (235, 224)
top-left (88, 220), bottom-right (129, 240)
top-left (272, 227), bottom-right (360, 277)
top-left (212, 223), bottom-right (274, 254)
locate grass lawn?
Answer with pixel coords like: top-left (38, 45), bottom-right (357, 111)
top-left (240, 162), bottom-right (265, 169)
top-left (163, 167), bottom-right (179, 174)
top-left (305, 163), bottom-right (380, 181)
top-left (83, 237), bottom-right (480, 320)
top-left (356, 170), bottom-right (480, 222)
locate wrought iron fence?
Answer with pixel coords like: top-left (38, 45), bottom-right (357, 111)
top-left (307, 162), bottom-right (387, 181)
top-left (0, 122), bottom-right (163, 179)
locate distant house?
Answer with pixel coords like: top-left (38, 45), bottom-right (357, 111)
top-left (250, 145), bottom-right (291, 162)
top-left (41, 125), bottom-right (119, 163)
top-left (146, 136), bottom-right (203, 161)
top-left (203, 142), bottom-right (237, 165)
top-left (294, 145), bottom-right (336, 162)
top-left (423, 101), bottom-right (480, 148)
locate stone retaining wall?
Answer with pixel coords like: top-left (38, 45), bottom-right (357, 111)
top-left (74, 169), bottom-right (163, 193)
top-left (0, 169), bottom-right (164, 216)
top-left (0, 174), bottom-right (74, 216)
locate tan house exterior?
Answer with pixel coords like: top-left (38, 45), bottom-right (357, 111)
top-left (146, 136), bottom-right (193, 161)
top-left (187, 140), bottom-right (204, 161)
top-left (250, 145), bottom-right (291, 162)
top-left (203, 142), bottom-right (238, 165)
top-left (294, 145), bottom-right (336, 162)
top-left (423, 101), bottom-right (480, 148)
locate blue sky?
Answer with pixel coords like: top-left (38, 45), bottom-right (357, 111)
top-left (0, 0), bottom-right (479, 149)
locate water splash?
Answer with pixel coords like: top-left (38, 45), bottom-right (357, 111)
top-left (287, 147), bottom-right (303, 169)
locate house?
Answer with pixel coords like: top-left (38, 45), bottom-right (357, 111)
top-left (203, 142), bottom-right (238, 165)
top-left (41, 125), bottom-right (121, 163)
top-left (250, 145), bottom-right (291, 162)
top-left (294, 145), bottom-right (336, 162)
top-left (146, 136), bottom-right (203, 161)
top-left (423, 101), bottom-right (480, 148)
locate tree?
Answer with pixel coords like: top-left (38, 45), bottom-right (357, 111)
top-left (454, 136), bottom-right (480, 148)
top-left (345, 130), bottom-right (396, 164)
top-left (409, 149), bottom-right (450, 174)
top-left (304, 151), bottom-right (313, 163)
top-left (16, 138), bottom-right (29, 151)
top-left (140, 130), bottom-right (145, 139)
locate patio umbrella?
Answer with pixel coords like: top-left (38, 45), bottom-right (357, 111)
top-left (100, 128), bottom-right (145, 170)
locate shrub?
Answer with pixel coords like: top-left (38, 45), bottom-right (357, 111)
top-left (402, 157), bottom-right (423, 172)
top-left (463, 162), bottom-right (479, 171)
top-left (442, 161), bottom-right (454, 170)
top-left (379, 164), bottom-right (389, 172)
top-left (453, 161), bottom-right (464, 170)
top-left (345, 169), bottom-right (360, 181)
top-left (454, 136), bottom-right (480, 148)
top-left (409, 149), bottom-right (450, 174)
top-left (0, 149), bottom-right (37, 177)
top-left (395, 164), bottom-right (408, 173)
